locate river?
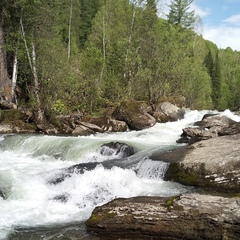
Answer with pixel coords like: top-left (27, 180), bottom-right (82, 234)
top-left (0, 109), bottom-right (239, 239)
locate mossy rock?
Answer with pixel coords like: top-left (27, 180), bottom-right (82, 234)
top-left (85, 214), bottom-right (101, 226)
top-left (165, 163), bottom-right (203, 186)
top-left (165, 162), bottom-right (240, 193)
top-left (85, 211), bottom-right (117, 227)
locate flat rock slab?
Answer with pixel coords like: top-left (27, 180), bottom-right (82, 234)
top-left (162, 134), bottom-right (240, 192)
top-left (86, 193), bottom-right (240, 240)
top-left (180, 134), bottom-right (240, 172)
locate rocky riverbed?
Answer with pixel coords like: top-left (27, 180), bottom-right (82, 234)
top-left (1, 104), bottom-right (240, 239)
top-left (86, 113), bottom-right (240, 240)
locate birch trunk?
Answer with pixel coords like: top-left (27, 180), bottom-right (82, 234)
top-left (124, 5), bottom-right (136, 97)
top-left (124, 1), bottom-right (143, 98)
top-left (20, 13), bottom-right (44, 122)
top-left (31, 42), bottom-right (44, 122)
top-left (12, 53), bottom-right (18, 102)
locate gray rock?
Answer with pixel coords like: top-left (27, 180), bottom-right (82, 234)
top-left (99, 142), bottom-right (134, 158)
top-left (113, 100), bottom-right (156, 130)
top-left (177, 114), bottom-right (238, 143)
top-left (86, 193), bottom-right (240, 240)
top-left (165, 134), bottom-right (240, 192)
top-left (153, 101), bottom-right (185, 123)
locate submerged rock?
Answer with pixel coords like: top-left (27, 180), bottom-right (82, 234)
top-left (86, 193), bottom-right (240, 240)
top-left (0, 189), bottom-right (4, 199)
top-left (99, 142), bottom-right (134, 158)
top-left (48, 142), bottom-right (135, 185)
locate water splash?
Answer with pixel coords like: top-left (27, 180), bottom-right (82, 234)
top-left (136, 158), bottom-right (170, 179)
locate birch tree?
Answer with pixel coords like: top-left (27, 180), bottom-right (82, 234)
top-left (19, 9), bottom-right (44, 122)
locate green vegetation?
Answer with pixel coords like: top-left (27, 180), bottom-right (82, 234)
top-left (85, 213), bottom-right (100, 226)
top-left (85, 211), bottom-right (117, 226)
top-left (164, 195), bottom-right (183, 211)
top-left (1, 0), bottom-right (240, 122)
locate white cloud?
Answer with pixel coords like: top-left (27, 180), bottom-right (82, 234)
top-left (191, 3), bottom-right (211, 18)
top-left (222, 14), bottom-right (240, 26)
top-left (203, 25), bottom-right (240, 51)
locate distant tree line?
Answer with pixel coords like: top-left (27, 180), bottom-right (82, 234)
top-left (0, 0), bottom-right (239, 122)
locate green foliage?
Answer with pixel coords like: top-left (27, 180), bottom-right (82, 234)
top-left (1, 0), bottom-right (240, 116)
top-left (53, 99), bottom-right (66, 114)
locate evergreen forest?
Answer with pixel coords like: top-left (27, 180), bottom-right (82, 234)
top-left (1, 0), bottom-right (240, 121)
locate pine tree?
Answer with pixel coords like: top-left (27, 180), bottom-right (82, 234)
top-left (167, 0), bottom-right (195, 29)
top-left (79, 0), bottom-right (101, 48)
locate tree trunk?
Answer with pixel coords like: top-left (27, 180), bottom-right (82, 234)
top-left (0, 6), bottom-right (12, 102)
top-left (12, 52), bottom-right (18, 103)
top-left (124, 2), bottom-right (137, 98)
top-left (100, 11), bottom-right (106, 84)
top-left (68, 0), bottom-right (73, 59)
top-left (31, 41), bottom-right (44, 123)
top-left (20, 13), bottom-right (44, 123)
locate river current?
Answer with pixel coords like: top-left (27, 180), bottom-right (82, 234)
top-left (0, 109), bottom-right (239, 239)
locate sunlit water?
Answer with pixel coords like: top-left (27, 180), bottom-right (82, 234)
top-left (0, 109), bottom-right (239, 239)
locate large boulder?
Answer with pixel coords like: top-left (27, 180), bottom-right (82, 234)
top-left (177, 114), bottom-right (238, 143)
top-left (164, 134), bottom-right (240, 192)
top-left (86, 193), bottom-right (240, 240)
top-left (113, 100), bottom-right (156, 130)
top-left (152, 101), bottom-right (185, 123)
top-left (219, 121), bottom-right (240, 136)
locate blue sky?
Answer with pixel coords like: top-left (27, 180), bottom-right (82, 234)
top-left (159, 0), bottom-right (240, 51)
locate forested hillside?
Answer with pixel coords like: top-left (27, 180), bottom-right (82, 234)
top-left (0, 0), bottom-right (240, 121)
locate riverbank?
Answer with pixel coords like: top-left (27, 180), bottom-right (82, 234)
top-left (0, 100), bottom-right (185, 135)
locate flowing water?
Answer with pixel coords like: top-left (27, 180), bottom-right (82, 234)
top-left (0, 110), bottom-right (239, 239)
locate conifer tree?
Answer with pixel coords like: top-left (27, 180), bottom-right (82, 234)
top-left (79, 0), bottom-right (101, 48)
top-left (167, 0), bottom-right (195, 29)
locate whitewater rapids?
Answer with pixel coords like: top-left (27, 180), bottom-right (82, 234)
top-left (0, 109), bottom-right (239, 239)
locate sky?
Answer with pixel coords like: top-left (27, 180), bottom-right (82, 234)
top-left (159, 0), bottom-right (240, 51)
